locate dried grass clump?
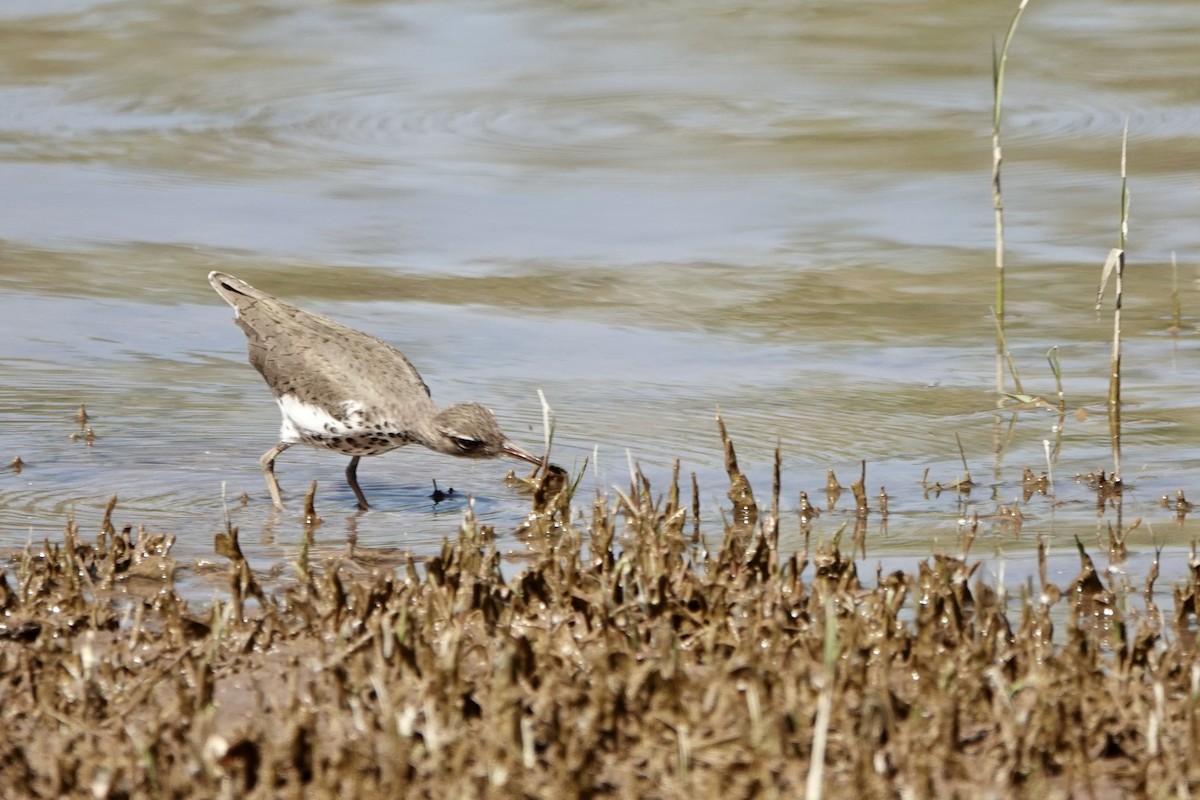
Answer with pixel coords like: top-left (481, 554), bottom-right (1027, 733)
top-left (2, 432), bottom-right (1200, 798)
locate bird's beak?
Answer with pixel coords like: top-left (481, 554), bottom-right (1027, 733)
top-left (503, 441), bottom-right (544, 466)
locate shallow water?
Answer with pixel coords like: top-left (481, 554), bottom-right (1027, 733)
top-left (3, 0), bottom-right (1200, 598)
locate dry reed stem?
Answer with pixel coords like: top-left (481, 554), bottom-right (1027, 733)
top-left (991, 0), bottom-right (1032, 396)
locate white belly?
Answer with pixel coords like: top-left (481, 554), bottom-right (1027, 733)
top-left (276, 394), bottom-right (411, 456)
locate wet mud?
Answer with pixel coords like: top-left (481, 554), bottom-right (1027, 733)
top-left (2, 423), bottom-right (1198, 798)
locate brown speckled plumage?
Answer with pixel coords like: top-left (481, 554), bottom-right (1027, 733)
top-left (209, 271), bottom-right (539, 510)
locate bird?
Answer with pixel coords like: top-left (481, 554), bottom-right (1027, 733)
top-left (208, 271), bottom-right (541, 510)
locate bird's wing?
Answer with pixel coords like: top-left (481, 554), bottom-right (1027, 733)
top-left (234, 299), bottom-right (434, 420)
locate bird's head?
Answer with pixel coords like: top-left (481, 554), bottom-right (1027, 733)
top-left (430, 403), bottom-right (541, 465)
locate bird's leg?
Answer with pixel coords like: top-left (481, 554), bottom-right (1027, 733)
top-left (259, 442), bottom-right (291, 510)
top-left (346, 455), bottom-right (370, 511)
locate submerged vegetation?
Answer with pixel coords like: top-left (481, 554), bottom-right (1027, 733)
top-left (3, 421), bottom-right (1200, 798)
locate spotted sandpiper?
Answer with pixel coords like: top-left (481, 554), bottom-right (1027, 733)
top-left (209, 271), bottom-right (541, 510)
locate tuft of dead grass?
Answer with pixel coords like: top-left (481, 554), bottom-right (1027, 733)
top-left (2, 430), bottom-right (1199, 799)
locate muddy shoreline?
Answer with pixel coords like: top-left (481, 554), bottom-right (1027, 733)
top-left (3, 440), bottom-right (1196, 799)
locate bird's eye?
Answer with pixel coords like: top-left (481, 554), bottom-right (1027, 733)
top-left (450, 436), bottom-right (483, 452)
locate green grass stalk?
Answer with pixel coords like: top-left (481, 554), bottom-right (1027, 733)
top-left (1045, 346), bottom-right (1064, 411)
top-left (990, 306), bottom-right (1025, 395)
top-left (992, 0), bottom-right (1032, 397)
top-left (1095, 122), bottom-right (1129, 479)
